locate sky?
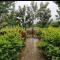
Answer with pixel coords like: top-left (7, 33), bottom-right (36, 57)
top-left (15, 1), bottom-right (58, 23)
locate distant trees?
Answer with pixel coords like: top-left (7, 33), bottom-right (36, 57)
top-left (50, 1), bottom-right (60, 27)
top-left (26, 1), bottom-right (38, 27)
top-left (0, 1), bottom-right (15, 28)
top-left (54, 1), bottom-right (60, 17)
top-left (36, 2), bottom-right (51, 27)
top-left (16, 5), bottom-right (27, 27)
top-left (16, 1), bottom-right (38, 28)
top-left (0, 1), bottom-right (52, 28)
top-left (4, 2), bottom-right (18, 26)
top-left (29, 1), bottom-right (38, 25)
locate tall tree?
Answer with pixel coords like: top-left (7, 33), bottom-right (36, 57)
top-left (30, 1), bottom-right (38, 25)
top-left (16, 5), bottom-right (26, 28)
top-left (54, 1), bottom-right (60, 7)
top-left (25, 6), bottom-right (32, 27)
top-left (54, 1), bottom-right (60, 25)
top-left (5, 2), bottom-right (18, 26)
top-left (37, 2), bottom-right (51, 27)
top-left (16, 1), bottom-right (38, 28)
top-left (54, 1), bottom-right (60, 17)
top-left (0, 1), bottom-right (14, 28)
top-left (54, 1), bottom-right (60, 19)
top-left (24, 1), bottom-right (38, 28)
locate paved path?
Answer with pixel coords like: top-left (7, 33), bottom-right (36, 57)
top-left (20, 38), bottom-right (46, 60)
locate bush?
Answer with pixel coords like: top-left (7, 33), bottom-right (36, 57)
top-left (0, 27), bottom-right (25, 60)
top-left (37, 27), bottom-right (60, 60)
top-left (50, 21), bottom-right (59, 27)
top-left (36, 31), bottom-right (42, 39)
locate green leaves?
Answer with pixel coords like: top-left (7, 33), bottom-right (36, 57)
top-left (37, 2), bottom-right (51, 27)
top-left (37, 27), bottom-right (60, 60)
top-left (0, 27), bottom-right (25, 60)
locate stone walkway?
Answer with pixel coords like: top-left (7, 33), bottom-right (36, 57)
top-left (20, 38), bottom-right (46, 60)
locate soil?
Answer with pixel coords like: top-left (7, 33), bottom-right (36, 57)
top-left (20, 37), bottom-right (46, 60)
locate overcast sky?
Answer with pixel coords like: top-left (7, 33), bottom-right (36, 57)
top-left (15, 1), bottom-right (58, 23)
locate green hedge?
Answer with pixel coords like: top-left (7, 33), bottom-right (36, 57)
top-left (37, 27), bottom-right (60, 60)
top-left (0, 27), bottom-right (25, 60)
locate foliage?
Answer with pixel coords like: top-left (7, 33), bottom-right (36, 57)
top-left (36, 2), bottom-right (51, 27)
top-left (0, 1), bottom-right (14, 14)
top-left (27, 1), bottom-right (38, 27)
top-left (37, 27), bottom-right (60, 60)
top-left (16, 1), bottom-right (38, 28)
top-left (36, 30), bottom-right (42, 39)
top-left (54, 1), bottom-right (60, 7)
top-left (54, 1), bottom-right (60, 24)
top-left (0, 1), bottom-right (15, 29)
top-left (16, 5), bottom-right (26, 27)
top-left (4, 3), bottom-right (18, 27)
top-left (0, 26), bottom-right (25, 60)
top-left (50, 21), bottom-right (59, 27)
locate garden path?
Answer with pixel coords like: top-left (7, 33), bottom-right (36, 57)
top-left (20, 37), bottom-right (46, 60)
